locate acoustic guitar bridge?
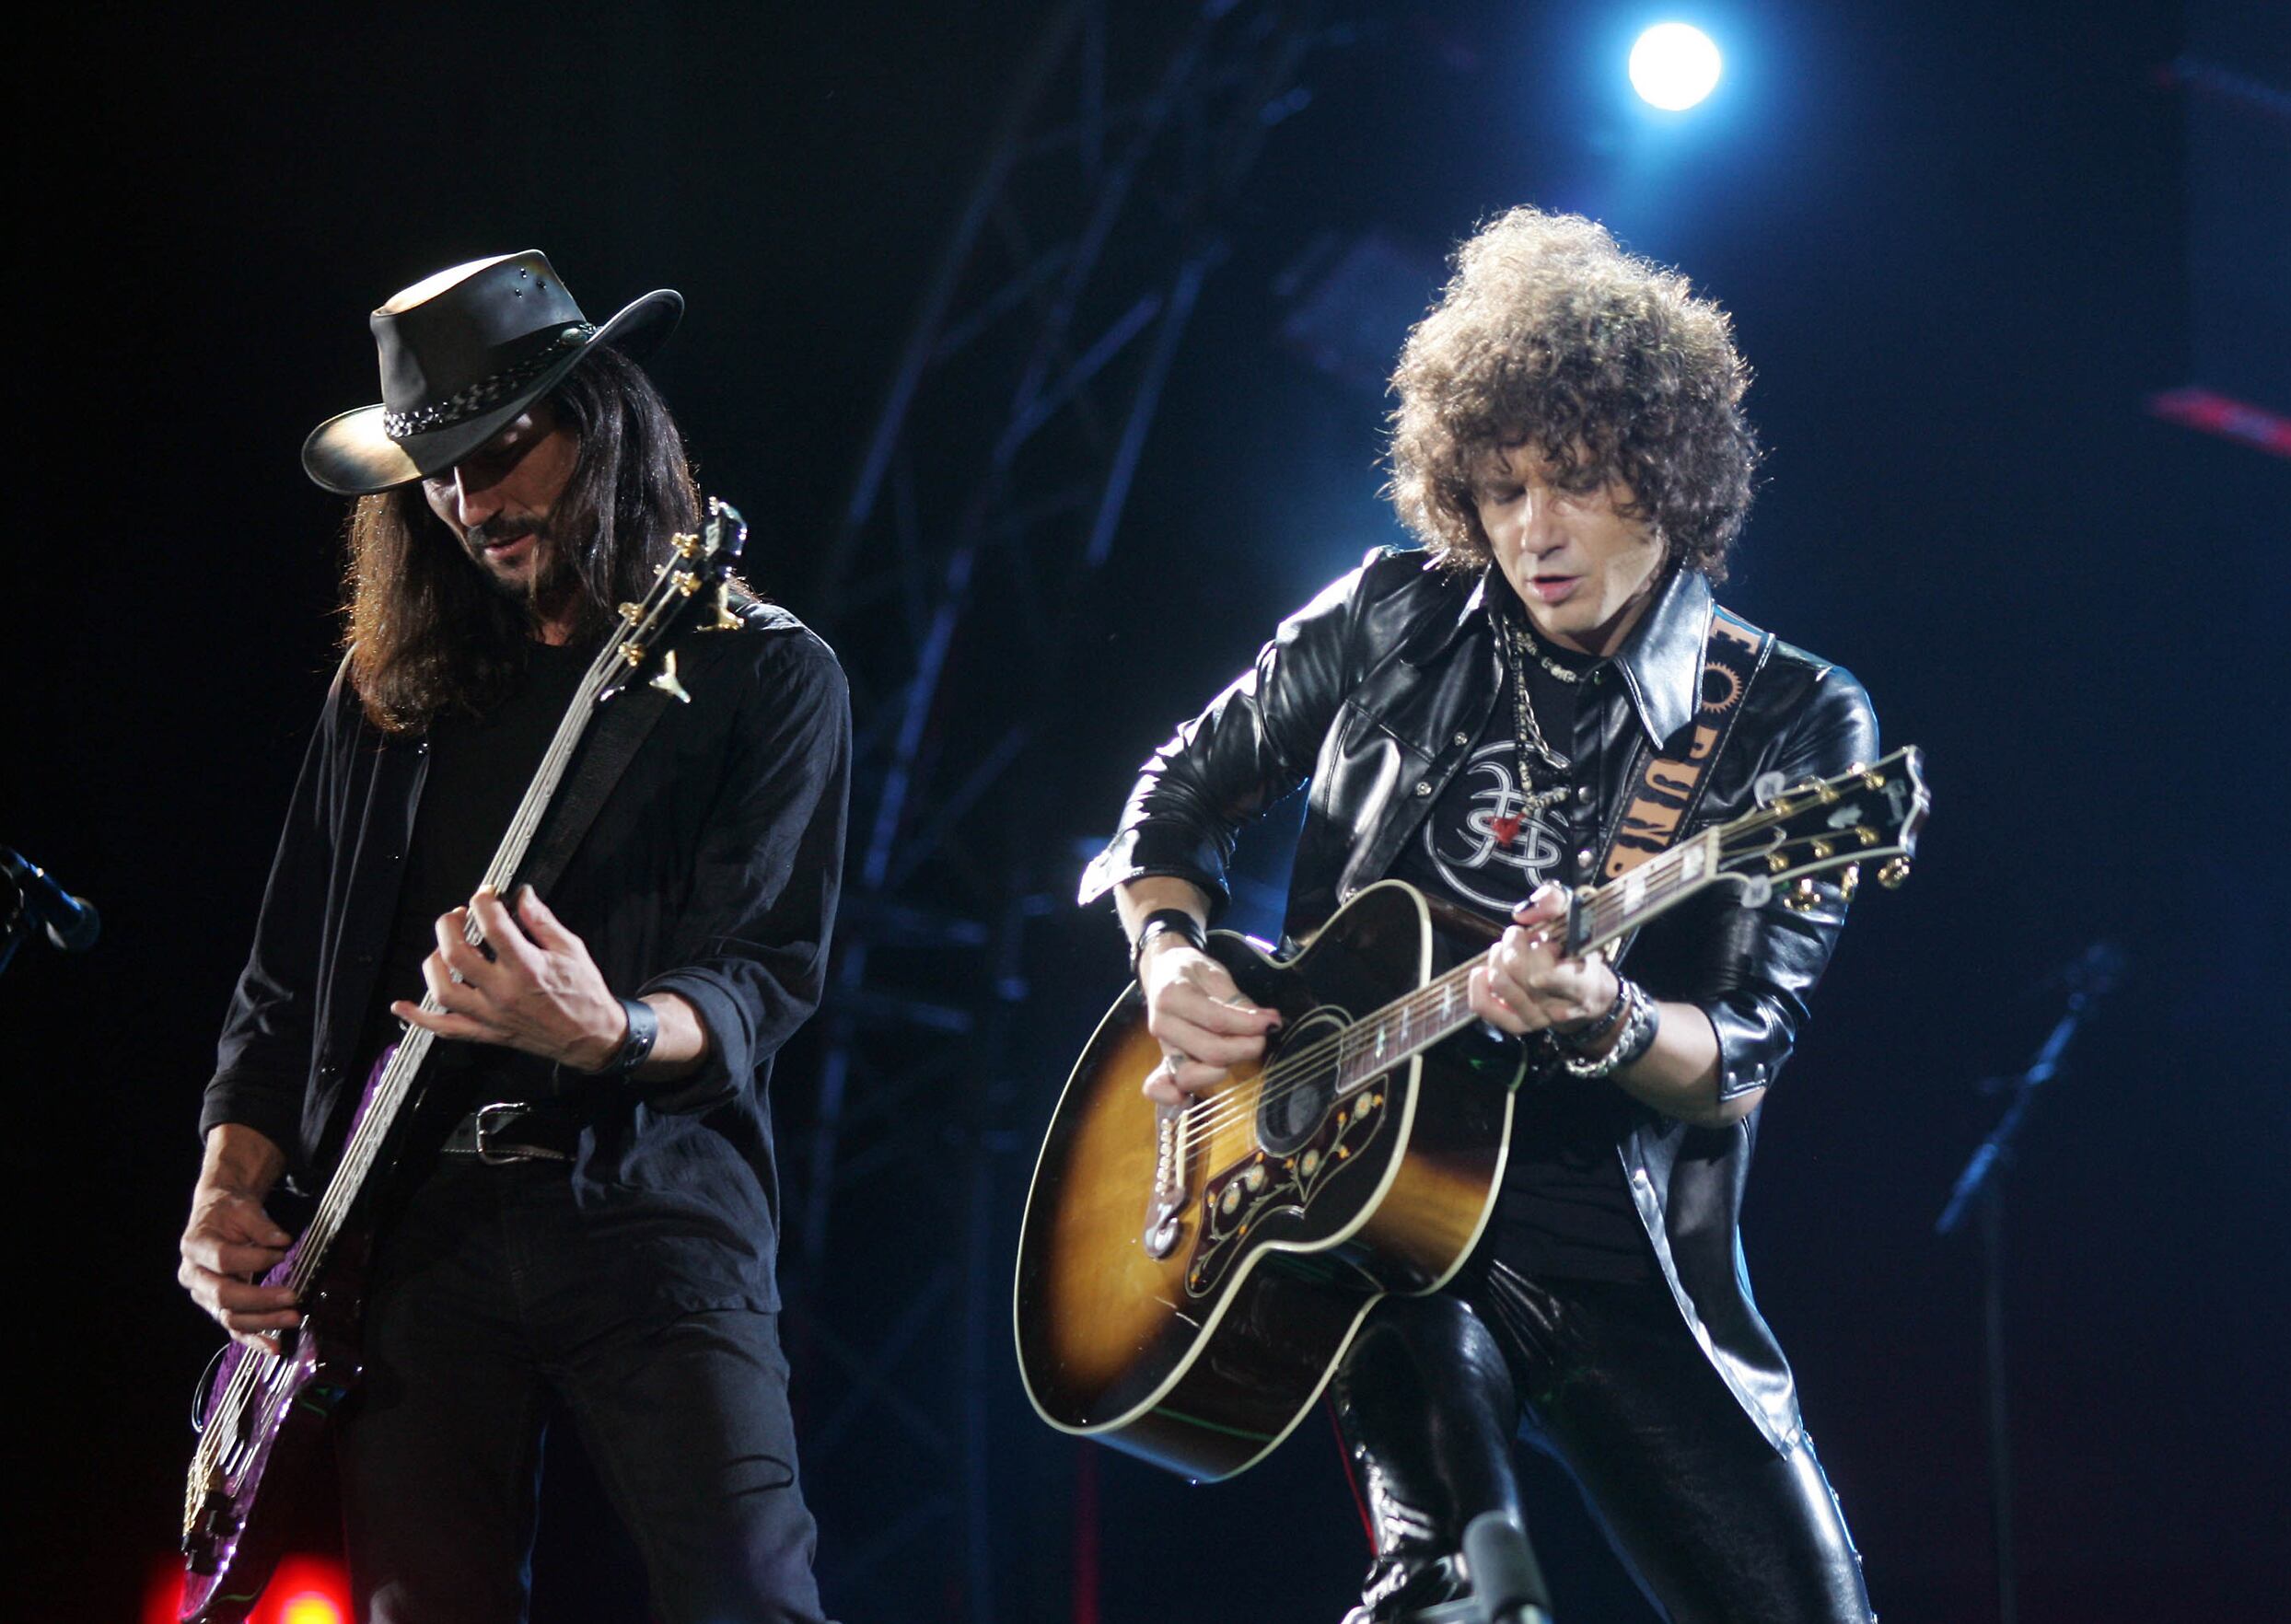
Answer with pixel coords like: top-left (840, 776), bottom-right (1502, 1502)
top-left (1142, 1101), bottom-right (1189, 1259)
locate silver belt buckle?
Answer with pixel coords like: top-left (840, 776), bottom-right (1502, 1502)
top-left (473, 1101), bottom-right (534, 1166)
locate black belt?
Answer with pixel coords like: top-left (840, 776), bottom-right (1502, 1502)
top-left (440, 1101), bottom-right (583, 1165)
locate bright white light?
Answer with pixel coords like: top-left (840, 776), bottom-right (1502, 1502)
top-left (1629, 23), bottom-right (1722, 111)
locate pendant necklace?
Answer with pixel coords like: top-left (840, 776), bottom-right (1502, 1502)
top-left (1492, 614), bottom-right (1574, 850)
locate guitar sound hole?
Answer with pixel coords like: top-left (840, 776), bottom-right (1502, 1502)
top-left (1255, 1006), bottom-right (1345, 1158)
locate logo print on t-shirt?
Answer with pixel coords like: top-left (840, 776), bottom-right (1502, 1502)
top-left (1421, 740), bottom-right (1565, 911)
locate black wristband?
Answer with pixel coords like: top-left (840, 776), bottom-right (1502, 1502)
top-left (1130, 909), bottom-right (1207, 980)
top-left (599, 995), bottom-right (659, 1075)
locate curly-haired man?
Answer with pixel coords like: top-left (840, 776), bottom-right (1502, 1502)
top-left (1082, 208), bottom-right (1878, 1621)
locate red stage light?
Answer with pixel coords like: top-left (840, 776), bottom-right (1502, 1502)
top-left (279, 1592), bottom-right (343, 1624)
top-left (146, 1552), bottom-right (352, 1624)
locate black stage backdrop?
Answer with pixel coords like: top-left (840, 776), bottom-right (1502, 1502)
top-left (6, 3), bottom-right (2285, 1621)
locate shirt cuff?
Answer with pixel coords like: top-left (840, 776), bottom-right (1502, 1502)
top-left (634, 971), bottom-right (749, 1116)
top-left (1703, 998), bottom-right (1792, 1100)
top-left (1077, 824), bottom-right (1233, 918)
top-left (198, 1071), bottom-right (307, 1165)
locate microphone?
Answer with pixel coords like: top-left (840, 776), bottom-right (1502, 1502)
top-left (1464, 1510), bottom-right (1554, 1624)
top-left (2, 847), bottom-right (101, 952)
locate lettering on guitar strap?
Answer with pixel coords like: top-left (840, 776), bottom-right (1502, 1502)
top-left (1601, 608), bottom-right (1771, 880)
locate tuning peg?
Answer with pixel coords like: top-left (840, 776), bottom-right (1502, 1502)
top-left (707, 579), bottom-right (741, 632)
top-left (1839, 864), bottom-right (1862, 902)
top-left (618, 601), bottom-right (643, 623)
top-left (671, 531), bottom-right (701, 559)
top-left (1878, 857), bottom-right (1912, 889)
top-left (1782, 878), bottom-right (1822, 913)
top-left (649, 649), bottom-right (692, 704)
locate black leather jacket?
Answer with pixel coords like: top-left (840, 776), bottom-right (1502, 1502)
top-left (1081, 548), bottom-right (1878, 1450)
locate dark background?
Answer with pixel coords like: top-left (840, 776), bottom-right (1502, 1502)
top-left (7, 2), bottom-right (2287, 1621)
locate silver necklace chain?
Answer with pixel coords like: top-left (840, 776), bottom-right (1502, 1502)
top-left (1501, 618), bottom-right (1574, 817)
top-left (1517, 616), bottom-right (1584, 684)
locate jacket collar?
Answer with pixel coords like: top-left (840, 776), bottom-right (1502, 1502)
top-left (1611, 565), bottom-right (1714, 749)
top-left (1401, 560), bottom-right (1714, 750)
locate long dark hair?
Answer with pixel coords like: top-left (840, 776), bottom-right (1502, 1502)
top-left (342, 345), bottom-right (701, 732)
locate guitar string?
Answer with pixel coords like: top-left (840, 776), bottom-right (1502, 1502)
top-left (192, 645), bottom-right (616, 1492)
top-left (1188, 760), bottom-right (1913, 1141)
top-left (192, 572), bottom-right (679, 1494)
top-left (1172, 829), bottom-right (1721, 1139)
top-left (194, 521), bottom-right (741, 1502)
top-left (1172, 839), bottom-right (1713, 1141)
top-left (1174, 816), bottom-right (1878, 1142)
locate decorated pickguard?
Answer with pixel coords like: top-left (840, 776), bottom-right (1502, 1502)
top-left (1182, 1081), bottom-right (1393, 1299)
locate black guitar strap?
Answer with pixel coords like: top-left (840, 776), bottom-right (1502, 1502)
top-left (511, 683), bottom-right (673, 901)
top-left (514, 596), bottom-right (773, 898)
top-left (1590, 605), bottom-right (1773, 961)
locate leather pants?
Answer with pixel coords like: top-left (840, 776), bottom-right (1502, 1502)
top-left (1329, 1258), bottom-right (1874, 1624)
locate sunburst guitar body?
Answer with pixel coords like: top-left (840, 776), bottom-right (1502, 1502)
top-left (1016, 882), bottom-right (1519, 1480)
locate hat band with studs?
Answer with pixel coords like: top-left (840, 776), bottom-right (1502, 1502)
top-left (381, 322), bottom-right (596, 441)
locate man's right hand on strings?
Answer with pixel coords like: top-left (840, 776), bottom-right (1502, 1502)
top-left (178, 1123), bottom-right (301, 1355)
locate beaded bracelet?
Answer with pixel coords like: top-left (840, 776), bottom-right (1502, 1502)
top-left (1554, 974), bottom-right (1631, 1051)
top-left (1553, 980), bottom-right (1659, 1081)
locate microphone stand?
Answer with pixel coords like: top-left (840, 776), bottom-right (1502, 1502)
top-left (1936, 945), bottom-right (2120, 1624)
top-left (0, 871), bottom-right (27, 980)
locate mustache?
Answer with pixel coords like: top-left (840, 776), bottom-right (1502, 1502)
top-left (466, 516), bottom-right (545, 551)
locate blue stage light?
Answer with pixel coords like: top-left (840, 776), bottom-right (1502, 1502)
top-left (1629, 23), bottom-right (1722, 111)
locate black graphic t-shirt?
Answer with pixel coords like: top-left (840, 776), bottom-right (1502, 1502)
top-left (1388, 625), bottom-right (1653, 1282)
top-left (1389, 644), bottom-right (1580, 914)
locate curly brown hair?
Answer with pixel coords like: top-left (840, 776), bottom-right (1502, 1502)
top-left (1387, 207), bottom-right (1758, 582)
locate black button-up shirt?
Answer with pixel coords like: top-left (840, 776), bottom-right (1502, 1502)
top-left (202, 606), bottom-right (851, 1313)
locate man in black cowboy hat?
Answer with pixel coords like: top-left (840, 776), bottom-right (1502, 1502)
top-left (176, 251), bottom-right (850, 1623)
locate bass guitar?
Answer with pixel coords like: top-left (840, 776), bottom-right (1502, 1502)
top-left (178, 500), bottom-right (750, 1623)
top-left (1015, 748), bottom-right (1929, 1481)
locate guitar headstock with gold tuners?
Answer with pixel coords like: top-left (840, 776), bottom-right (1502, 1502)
top-left (599, 496), bottom-right (749, 705)
top-left (1715, 746), bottom-right (1931, 912)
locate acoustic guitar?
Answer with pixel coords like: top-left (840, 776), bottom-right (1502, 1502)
top-left (1015, 748), bottom-right (1928, 1481)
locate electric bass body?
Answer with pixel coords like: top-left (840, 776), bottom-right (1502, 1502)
top-left (1014, 882), bottom-right (1522, 1481)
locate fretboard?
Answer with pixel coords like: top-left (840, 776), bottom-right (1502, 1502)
top-left (1329, 828), bottom-right (1723, 1095)
top-left (282, 637), bottom-right (629, 1298)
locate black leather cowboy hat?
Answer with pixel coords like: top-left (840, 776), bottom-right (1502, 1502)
top-left (301, 250), bottom-right (681, 494)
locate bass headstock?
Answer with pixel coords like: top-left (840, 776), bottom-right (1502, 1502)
top-left (1712, 746), bottom-right (1931, 913)
top-left (599, 496), bottom-right (750, 703)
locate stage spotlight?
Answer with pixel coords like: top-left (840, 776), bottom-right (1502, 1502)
top-left (1629, 23), bottom-right (1722, 111)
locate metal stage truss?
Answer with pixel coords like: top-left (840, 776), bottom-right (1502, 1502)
top-left (788, 3), bottom-right (1339, 1615)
